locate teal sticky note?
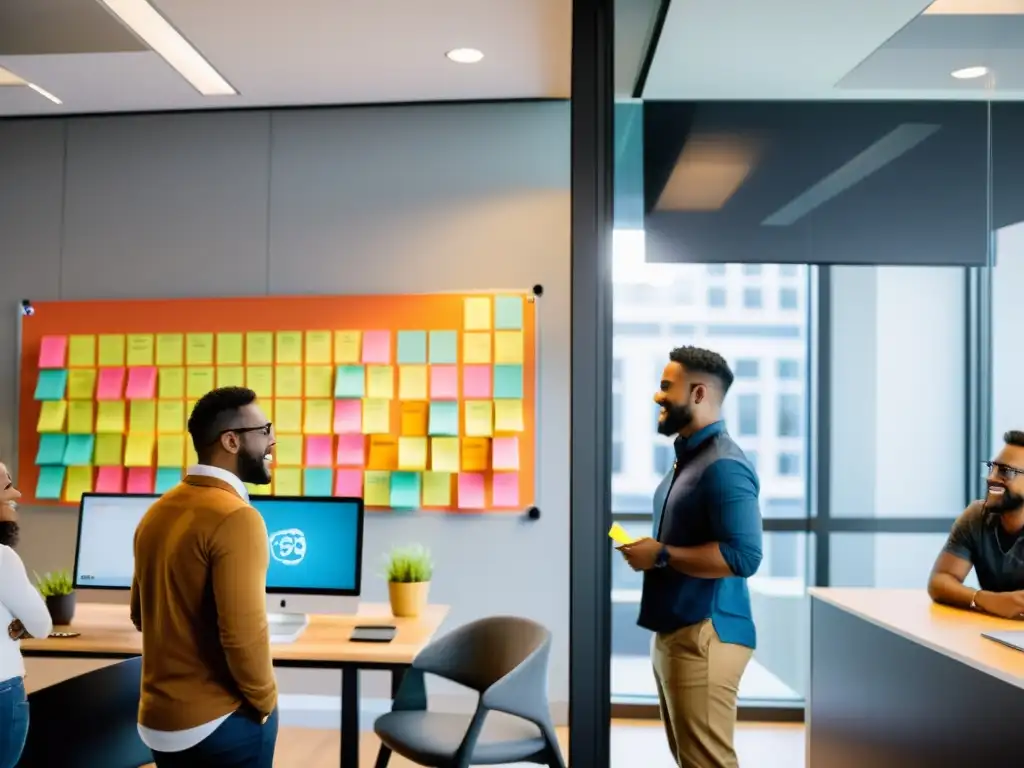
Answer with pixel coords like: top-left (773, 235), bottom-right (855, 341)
top-left (34, 369), bottom-right (68, 401)
top-left (155, 468), bottom-right (183, 494)
top-left (494, 364), bottom-right (524, 399)
top-left (334, 365), bottom-right (365, 398)
top-left (390, 471), bottom-right (422, 508)
top-left (495, 296), bottom-right (524, 330)
top-left (36, 434), bottom-right (68, 466)
top-left (428, 331), bottom-right (458, 364)
top-left (63, 434), bottom-right (95, 466)
top-left (397, 331), bottom-right (427, 364)
top-left (303, 468), bottom-right (333, 497)
top-left (36, 467), bottom-right (66, 500)
top-left (428, 401), bottom-right (459, 436)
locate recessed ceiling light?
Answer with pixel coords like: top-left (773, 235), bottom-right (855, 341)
top-left (951, 66), bottom-right (989, 80)
top-left (27, 82), bottom-right (62, 105)
top-left (446, 48), bottom-right (484, 64)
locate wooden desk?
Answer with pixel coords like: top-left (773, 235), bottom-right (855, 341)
top-left (22, 602), bottom-right (449, 768)
top-left (809, 588), bottom-right (1024, 767)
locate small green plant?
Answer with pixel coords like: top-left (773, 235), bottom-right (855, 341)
top-left (383, 544), bottom-right (433, 583)
top-left (34, 569), bottom-right (74, 597)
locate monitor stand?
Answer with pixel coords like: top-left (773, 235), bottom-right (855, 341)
top-left (267, 612), bottom-right (310, 644)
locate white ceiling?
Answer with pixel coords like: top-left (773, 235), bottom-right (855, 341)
top-left (643, 0), bottom-right (1024, 100)
top-left (0, 0), bottom-right (571, 117)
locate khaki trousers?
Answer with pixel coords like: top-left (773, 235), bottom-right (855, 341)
top-left (651, 619), bottom-right (752, 768)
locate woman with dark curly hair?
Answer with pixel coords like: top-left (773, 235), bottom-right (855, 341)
top-left (0, 463), bottom-right (52, 768)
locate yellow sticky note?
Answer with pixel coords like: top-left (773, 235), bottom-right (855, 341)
top-left (68, 335), bottom-right (96, 367)
top-left (246, 332), bottom-right (274, 365)
top-left (37, 400), bottom-right (68, 433)
top-left (96, 401), bottom-right (126, 434)
top-left (94, 434), bottom-right (123, 466)
top-left (274, 435), bottom-right (304, 466)
top-left (129, 400), bottom-right (156, 434)
top-left (64, 466), bottom-right (93, 502)
top-left (305, 366), bottom-right (334, 398)
top-left (217, 366), bottom-right (245, 388)
top-left (156, 334), bottom-right (184, 366)
top-left (98, 335), bottom-right (125, 367)
top-left (67, 401), bottom-right (94, 434)
top-left (422, 471), bottom-right (452, 506)
top-left (609, 523), bottom-right (637, 546)
top-left (275, 366), bottom-right (303, 398)
top-left (157, 401), bottom-right (185, 434)
top-left (464, 297), bottom-right (492, 331)
top-left (247, 366), bottom-right (274, 398)
top-left (275, 400), bottom-right (303, 433)
top-left (304, 400), bottom-right (333, 435)
top-left (159, 367), bottom-right (185, 399)
top-left (212, 333), bottom-right (241, 366)
top-left (465, 400), bottom-right (493, 437)
top-left (398, 365), bottom-right (427, 400)
top-left (398, 436), bottom-right (428, 470)
top-left (124, 433), bottom-right (154, 467)
top-left (463, 332), bottom-right (492, 364)
top-left (366, 365), bottom-right (394, 399)
top-left (362, 399), bottom-right (391, 434)
top-left (494, 331), bottom-right (524, 364)
top-left (157, 434), bottom-right (185, 467)
top-left (186, 334), bottom-right (214, 366)
top-left (126, 334), bottom-right (154, 367)
top-left (273, 467), bottom-right (302, 496)
top-left (364, 471), bottom-right (391, 506)
top-left (461, 437), bottom-right (490, 471)
top-left (276, 331), bottom-right (304, 364)
top-left (334, 331), bottom-right (361, 364)
top-left (68, 369), bottom-right (97, 400)
top-left (306, 331), bottom-right (333, 365)
top-left (431, 437), bottom-right (460, 472)
top-left (187, 367), bottom-right (215, 399)
top-left (494, 399), bottom-right (524, 432)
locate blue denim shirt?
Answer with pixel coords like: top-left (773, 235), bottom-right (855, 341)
top-left (637, 421), bottom-right (763, 648)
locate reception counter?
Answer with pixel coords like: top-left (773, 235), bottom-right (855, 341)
top-left (809, 588), bottom-right (1024, 767)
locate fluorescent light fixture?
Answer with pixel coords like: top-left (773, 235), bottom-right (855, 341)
top-left (655, 135), bottom-right (759, 212)
top-left (951, 66), bottom-right (989, 80)
top-left (98, 0), bottom-right (236, 95)
top-left (0, 67), bottom-right (23, 87)
top-left (926, 0), bottom-right (1024, 14)
top-left (446, 48), bottom-right (484, 64)
top-left (27, 82), bottom-right (63, 105)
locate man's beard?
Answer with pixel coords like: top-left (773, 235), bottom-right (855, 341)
top-left (238, 446), bottom-right (271, 485)
top-left (985, 485), bottom-right (1024, 515)
top-left (657, 402), bottom-right (693, 436)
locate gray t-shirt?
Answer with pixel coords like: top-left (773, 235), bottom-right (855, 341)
top-left (943, 500), bottom-right (1024, 592)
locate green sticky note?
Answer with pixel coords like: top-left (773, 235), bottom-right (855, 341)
top-left (36, 434), bottom-right (68, 466)
top-left (428, 331), bottom-right (458, 364)
top-left (494, 364), bottom-right (523, 399)
top-left (390, 471), bottom-right (422, 508)
top-left (397, 331), bottom-right (427, 364)
top-left (63, 434), bottom-right (95, 466)
top-left (36, 467), bottom-right (66, 500)
top-left (35, 369), bottom-right (68, 401)
top-left (428, 401), bottom-right (459, 436)
top-left (495, 296), bottom-right (524, 330)
top-left (303, 468), bottom-right (333, 497)
top-left (155, 468), bottom-right (182, 494)
top-left (334, 365), bottom-right (365, 398)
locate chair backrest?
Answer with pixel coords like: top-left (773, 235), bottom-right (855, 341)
top-left (19, 656), bottom-right (152, 768)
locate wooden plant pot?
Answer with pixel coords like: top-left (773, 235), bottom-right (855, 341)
top-left (388, 581), bottom-right (430, 618)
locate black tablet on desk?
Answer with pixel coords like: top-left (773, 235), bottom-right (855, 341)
top-left (350, 625), bottom-right (396, 643)
top-left (982, 630), bottom-right (1024, 653)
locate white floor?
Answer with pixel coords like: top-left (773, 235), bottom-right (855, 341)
top-left (611, 654), bottom-right (801, 702)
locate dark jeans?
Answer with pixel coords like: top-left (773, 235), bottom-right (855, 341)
top-left (0, 676), bottom-right (28, 768)
top-left (151, 707), bottom-right (278, 768)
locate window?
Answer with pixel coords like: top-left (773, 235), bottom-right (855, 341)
top-left (777, 359), bottom-right (799, 379)
top-left (779, 264), bottom-right (799, 277)
top-left (779, 287), bottom-right (799, 310)
top-left (734, 359), bottom-right (759, 379)
top-left (742, 264), bottom-right (762, 276)
top-left (746, 450), bottom-right (758, 471)
top-left (743, 288), bottom-right (762, 309)
top-left (706, 264), bottom-right (726, 276)
top-left (829, 534), bottom-right (978, 590)
top-left (778, 452), bottom-right (801, 476)
top-left (737, 394), bottom-right (760, 436)
top-left (707, 287), bottom-right (726, 307)
top-left (652, 443), bottom-right (674, 475)
top-left (778, 394), bottom-right (801, 437)
top-left (612, 392), bottom-right (624, 474)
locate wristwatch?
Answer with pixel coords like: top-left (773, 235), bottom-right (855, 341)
top-left (654, 545), bottom-right (670, 569)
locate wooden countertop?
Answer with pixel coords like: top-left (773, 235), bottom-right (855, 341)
top-left (21, 602), bottom-right (450, 666)
top-left (810, 588), bottom-right (1024, 690)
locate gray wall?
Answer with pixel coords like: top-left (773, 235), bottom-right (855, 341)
top-left (0, 101), bottom-right (571, 712)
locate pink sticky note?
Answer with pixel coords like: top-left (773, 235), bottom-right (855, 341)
top-left (362, 331), bottom-right (391, 364)
top-left (306, 435), bottom-right (334, 467)
top-left (336, 434), bottom-right (365, 466)
top-left (97, 368), bottom-right (126, 400)
top-left (95, 466), bottom-right (125, 494)
top-left (335, 469), bottom-right (363, 497)
top-left (126, 467), bottom-right (154, 494)
top-left (430, 366), bottom-right (459, 400)
top-left (125, 367), bottom-right (157, 400)
top-left (334, 400), bottom-right (362, 433)
top-left (492, 437), bottom-right (520, 471)
top-left (492, 472), bottom-right (520, 508)
top-left (457, 472), bottom-right (486, 509)
top-left (463, 365), bottom-right (492, 399)
top-left (39, 336), bottom-right (68, 369)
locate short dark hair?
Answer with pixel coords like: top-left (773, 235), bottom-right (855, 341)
top-left (1005, 430), bottom-right (1024, 448)
top-left (668, 346), bottom-right (734, 396)
top-left (187, 387), bottom-right (258, 459)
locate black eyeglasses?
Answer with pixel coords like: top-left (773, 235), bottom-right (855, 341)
top-left (209, 423), bottom-right (273, 446)
top-left (984, 461), bottom-right (1024, 481)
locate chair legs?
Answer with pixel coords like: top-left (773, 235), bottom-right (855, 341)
top-left (374, 744), bottom-right (393, 768)
top-left (542, 727), bottom-right (566, 768)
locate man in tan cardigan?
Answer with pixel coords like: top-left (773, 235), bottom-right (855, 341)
top-left (131, 386), bottom-right (278, 767)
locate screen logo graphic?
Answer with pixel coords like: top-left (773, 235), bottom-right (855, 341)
top-left (269, 528), bottom-right (307, 565)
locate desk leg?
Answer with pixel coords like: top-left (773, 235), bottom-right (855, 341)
top-left (341, 668), bottom-right (359, 768)
top-left (390, 665), bottom-right (406, 699)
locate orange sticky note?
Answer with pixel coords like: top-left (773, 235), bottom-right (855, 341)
top-left (400, 401), bottom-right (428, 436)
top-left (461, 437), bottom-right (490, 472)
top-left (367, 435), bottom-right (399, 470)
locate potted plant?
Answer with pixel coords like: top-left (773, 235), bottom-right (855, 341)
top-left (384, 544), bottom-right (433, 618)
top-left (35, 569), bottom-right (75, 626)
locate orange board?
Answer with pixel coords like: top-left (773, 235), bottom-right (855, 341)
top-left (18, 294), bottom-right (535, 512)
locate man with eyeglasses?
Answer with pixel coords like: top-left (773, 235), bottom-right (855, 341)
top-left (131, 387), bottom-right (279, 767)
top-left (928, 430), bottom-right (1024, 620)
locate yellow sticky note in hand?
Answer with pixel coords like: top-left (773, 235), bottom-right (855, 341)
top-left (608, 523), bottom-right (636, 546)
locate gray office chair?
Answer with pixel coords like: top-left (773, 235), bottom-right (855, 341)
top-left (373, 616), bottom-right (565, 768)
